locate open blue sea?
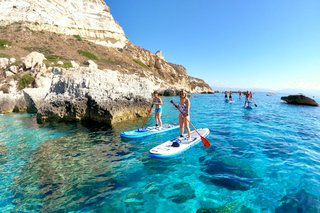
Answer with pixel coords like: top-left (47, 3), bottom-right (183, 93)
top-left (1, 93), bottom-right (320, 213)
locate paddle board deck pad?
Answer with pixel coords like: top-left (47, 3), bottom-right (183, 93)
top-left (149, 128), bottom-right (210, 159)
top-left (120, 123), bottom-right (179, 139)
top-left (243, 106), bottom-right (252, 109)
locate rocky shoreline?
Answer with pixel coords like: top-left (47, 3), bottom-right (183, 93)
top-left (0, 51), bottom-right (213, 125)
top-left (0, 0), bottom-right (214, 125)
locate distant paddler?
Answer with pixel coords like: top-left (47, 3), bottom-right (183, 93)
top-left (229, 91), bottom-right (233, 101)
top-left (224, 91), bottom-right (228, 101)
top-left (153, 91), bottom-right (163, 128)
top-left (244, 91), bottom-right (250, 107)
top-left (239, 91), bottom-right (242, 99)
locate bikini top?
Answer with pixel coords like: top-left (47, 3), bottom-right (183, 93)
top-left (154, 101), bottom-right (161, 108)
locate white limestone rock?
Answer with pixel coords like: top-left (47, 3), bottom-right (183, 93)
top-left (5, 71), bottom-right (14, 78)
top-left (9, 58), bottom-right (16, 64)
top-left (37, 67), bottom-right (153, 125)
top-left (23, 52), bottom-right (45, 70)
top-left (0, 58), bottom-right (9, 69)
top-left (23, 88), bottom-right (48, 113)
top-left (0, 0), bottom-right (128, 48)
top-left (9, 66), bottom-right (18, 74)
top-left (71, 61), bottom-right (79, 68)
top-left (0, 92), bottom-right (16, 113)
top-left (85, 60), bottom-right (98, 70)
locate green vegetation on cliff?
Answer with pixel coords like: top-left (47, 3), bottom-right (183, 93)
top-left (0, 39), bottom-right (12, 49)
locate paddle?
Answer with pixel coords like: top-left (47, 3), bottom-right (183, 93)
top-left (141, 104), bottom-right (153, 128)
top-left (170, 100), bottom-right (210, 148)
top-left (251, 100), bottom-right (258, 107)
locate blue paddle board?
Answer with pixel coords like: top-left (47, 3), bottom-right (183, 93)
top-left (149, 128), bottom-right (210, 159)
top-left (225, 99), bottom-right (229, 102)
top-left (120, 123), bottom-right (179, 139)
top-left (243, 106), bottom-right (252, 109)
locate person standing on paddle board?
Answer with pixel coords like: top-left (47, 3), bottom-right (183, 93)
top-left (178, 90), bottom-right (191, 141)
top-left (244, 91), bottom-right (250, 107)
top-left (239, 91), bottom-right (242, 99)
top-left (229, 91), bottom-right (233, 101)
top-left (153, 91), bottom-right (163, 128)
top-left (224, 91), bottom-right (228, 101)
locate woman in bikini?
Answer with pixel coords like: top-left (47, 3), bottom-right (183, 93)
top-left (178, 90), bottom-right (191, 141)
top-left (153, 91), bottom-right (163, 128)
top-left (224, 91), bottom-right (228, 101)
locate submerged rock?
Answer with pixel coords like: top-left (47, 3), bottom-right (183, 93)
top-left (197, 203), bottom-right (254, 213)
top-left (199, 159), bottom-right (256, 191)
top-left (37, 67), bottom-right (153, 125)
top-left (281, 95), bottom-right (319, 107)
top-left (276, 189), bottom-right (320, 213)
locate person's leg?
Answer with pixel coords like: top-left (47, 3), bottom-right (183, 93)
top-left (158, 112), bottom-right (162, 127)
top-left (179, 115), bottom-right (184, 138)
top-left (155, 111), bottom-right (159, 126)
top-left (184, 117), bottom-right (191, 141)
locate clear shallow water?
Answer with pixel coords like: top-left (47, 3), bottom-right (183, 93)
top-left (1, 94), bottom-right (320, 212)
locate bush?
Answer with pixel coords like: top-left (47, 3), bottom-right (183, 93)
top-left (17, 74), bottom-right (35, 90)
top-left (0, 53), bottom-right (11, 58)
top-left (133, 59), bottom-right (149, 69)
top-left (15, 26), bottom-right (22, 32)
top-left (77, 50), bottom-right (97, 60)
top-left (60, 62), bottom-right (73, 68)
top-left (73, 35), bottom-right (82, 41)
top-left (23, 47), bottom-right (53, 55)
top-left (0, 39), bottom-right (12, 49)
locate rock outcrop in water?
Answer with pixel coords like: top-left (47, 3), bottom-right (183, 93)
top-left (37, 67), bottom-right (153, 125)
top-left (281, 95), bottom-right (319, 107)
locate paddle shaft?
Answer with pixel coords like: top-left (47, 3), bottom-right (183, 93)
top-left (141, 104), bottom-right (153, 128)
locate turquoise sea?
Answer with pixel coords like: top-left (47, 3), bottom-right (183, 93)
top-left (1, 93), bottom-right (320, 213)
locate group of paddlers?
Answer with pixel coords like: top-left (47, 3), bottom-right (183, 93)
top-left (225, 91), bottom-right (253, 107)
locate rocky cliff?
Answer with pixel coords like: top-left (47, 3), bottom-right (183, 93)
top-left (0, 0), bottom-right (127, 48)
top-left (0, 0), bottom-right (213, 124)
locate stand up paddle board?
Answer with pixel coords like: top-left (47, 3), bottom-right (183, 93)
top-left (120, 123), bottom-right (179, 139)
top-left (243, 106), bottom-right (252, 109)
top-left (225, 99), bottom-right (229, 102)
top-left (149, 128), bottom-right (210, 159)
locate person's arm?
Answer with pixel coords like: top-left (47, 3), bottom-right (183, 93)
top-left (186, 99), bottom-right (190, 116)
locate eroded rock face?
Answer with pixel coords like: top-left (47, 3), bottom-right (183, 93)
top-left (281, 95), bottom-right (319, 107)
top-left (0, 0), bottom-right (127, 48)
top-left (37, 67), bottom-right (153, 125)
top-left (24, 88), bottom-right (48, 113)
top-left (0, 93), bottom-right (16, 113)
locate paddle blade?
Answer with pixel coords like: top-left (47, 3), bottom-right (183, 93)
top-left (254, 103), bottom-right (257, 107)
top-left (201, 136), bottom-right (211, 148)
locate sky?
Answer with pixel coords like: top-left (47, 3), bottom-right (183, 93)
top-left (106, 0), bottom-right (320, 91)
